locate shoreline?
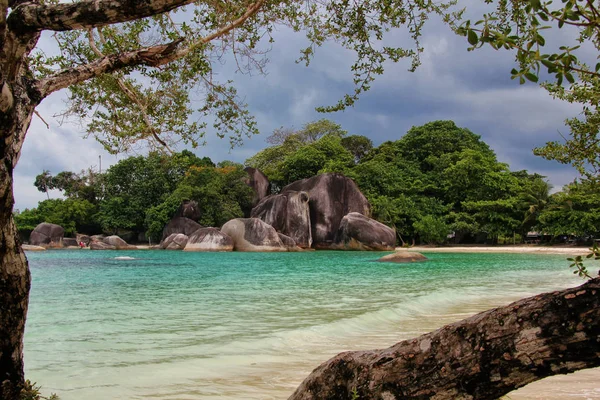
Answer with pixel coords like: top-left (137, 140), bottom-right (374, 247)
top-left (395, 245), bottom-right (593, 255)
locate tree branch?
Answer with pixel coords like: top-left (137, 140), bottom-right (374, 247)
top-left (289, 277), bottom-right (600, 400)
top-left (8, 0), bottom-right (195, 34)
top-left (87, 28), bottom-right (173, 152)
top-left (36, 0), bottom-right (266, 98)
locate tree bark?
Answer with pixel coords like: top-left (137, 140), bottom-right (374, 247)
top-left (0, 95), bottom-right (35, 399)
top-left (0, 178), bottom-right (30, 400)
top-left (8, 0), bottom-right (196, 33)
top-left (289, 277), bottom-right (600, 400)
top-left (0, 20), bottom-right (39, 396)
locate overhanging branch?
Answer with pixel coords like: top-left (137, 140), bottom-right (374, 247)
top-left (36, 0), bottom-right (266, 98)
top-left (8, 0), bottom-right (195, 34)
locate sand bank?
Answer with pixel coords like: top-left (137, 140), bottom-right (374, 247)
top-left (396, 245), bottom-right (592, 255)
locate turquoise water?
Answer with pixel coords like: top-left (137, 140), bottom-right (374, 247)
top-left (24, 250), bottom-right (587, 399)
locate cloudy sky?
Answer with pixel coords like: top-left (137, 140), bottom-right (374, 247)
top-left (13, 6), bottom-right (583, 211)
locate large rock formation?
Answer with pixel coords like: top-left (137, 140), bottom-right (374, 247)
top-left (162, 217), bottom-right (202, 241)
top-left (251, 190), bottom-right (312, 248)
top-left (103, 235), bottom-right (137, 250)
top-left (220, 218), bottom-right (287, 252)
top-left (29, 223), bottom-right (64, 247)
top-left (62, 238), bottom-right (79, 247)
top-left (277, 233), bottom-right (301, 251)
top-left (333, 212), bottom-right (396, 251)
top-left (90, 241), bottom-right (116, 250)
top-left (244, 167), bottom-right (271, 206)
top-left (184, 228), bottom-right (234, 252)
top-left (174, 200), bottom-right (201, 221)
top-left (161, 233), bottom-right (189, 250)
top-left (281, 173), bottom-right (370, 248)
top-left (76, 234), bottom-right (91, 246)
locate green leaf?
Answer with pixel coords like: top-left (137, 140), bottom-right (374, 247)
top-left (525, 72), bottom-right (538, 82)
top-left (565, 72), bottom-right (575, 84)
top-left (468, 30), bottom-right (478, 46)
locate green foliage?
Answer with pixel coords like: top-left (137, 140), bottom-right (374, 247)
top-left (97, 151), bottom-right (204, 233)
top-left (20, 380), bottom-right (59, 400)
top-left (26, 1), bottom-right (463, 154)
top-left (145, 194), bottom-right (184, 242)
top-left (33, 169), bottom-right (103, 203)
top-left (247, 119), bottom-right (353, 189)
top-left (413, 215), bottom-right (450, 245)
top-left (14, 199), bottom-right (99, 237)
top-left (145, 162), bottom-right (254, 241)
top-left (538, 179), bottom-right (600, 237)
top-left (33, 170), bottom-right (53, 199)
top-left (20, 119), bottom-right (582, 247)
top-left (341, 135), bottom-right (373, 164)
top-left (396, 121), bottom-right (495, 172)
top-left (172, 164), bottom-right (254, 228)
top-left (568, 243), bottom-right (600, 279)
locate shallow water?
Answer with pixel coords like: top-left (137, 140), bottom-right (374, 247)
top-left (24, 250), bottom-right (599, 399)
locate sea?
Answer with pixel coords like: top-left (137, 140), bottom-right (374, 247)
top-left (23, 250), bottom-right (600, 399)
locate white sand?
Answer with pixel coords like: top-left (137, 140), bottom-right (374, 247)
top-left (396, 245), bottom-right (592, 255)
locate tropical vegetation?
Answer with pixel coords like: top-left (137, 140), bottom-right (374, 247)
top-left (16, 119), bottom-right (599, 246)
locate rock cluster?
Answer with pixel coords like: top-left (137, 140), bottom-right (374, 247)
top-left (89, 235), bottom-right (137, 250)
top-left (158, 172), bottom-right (396, 252)
top-left (251, 190), bottom-right (312, 248)
top-left (221, 218), bottom-right (288, 252)
top-left (281, 173), bottom-right (372, 248)
top-left (249, 173), bottom-right (394, 251)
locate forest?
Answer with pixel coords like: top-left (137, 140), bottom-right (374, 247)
top-left (15, 119), bottom-right (600, 246)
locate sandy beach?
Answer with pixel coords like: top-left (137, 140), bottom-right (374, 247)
top-left (396, 245), bottom-right (593, 255)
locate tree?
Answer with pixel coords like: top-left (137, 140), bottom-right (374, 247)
top-left (15, 198), bottom-right (99, 237)
top-left (247, 119), bottom-right (353, 189)
top-left (413, 214), bottom-right (449, 245)
top-left (539, 179), bottom-right (600, 239)
top-left (98, 151), bottom-right (208, 234)
top-left (341, 135), bottom-right (373, 164)
top-left (33, 170), bottom-right (53, 200)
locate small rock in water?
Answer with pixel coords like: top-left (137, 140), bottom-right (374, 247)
top-left (378, 251), bottom-right (427, 263)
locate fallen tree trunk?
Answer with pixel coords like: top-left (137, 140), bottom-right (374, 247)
top-left (289, 277), bottom-right (600, 400)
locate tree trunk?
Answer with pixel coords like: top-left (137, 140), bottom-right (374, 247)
top-left (0, 178), bottom-right (30, 400)
top-left (289, 277), bottom-right (600, 400)
top-left (1, 39), bottom-right (39, 396)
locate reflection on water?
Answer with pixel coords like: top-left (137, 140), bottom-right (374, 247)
top-left (24, 250), bottom-right (599, 399)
